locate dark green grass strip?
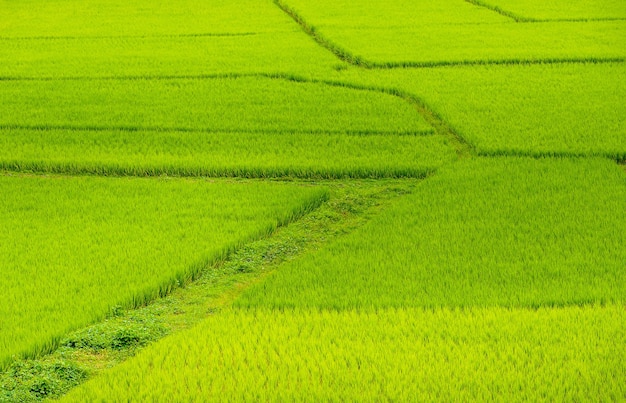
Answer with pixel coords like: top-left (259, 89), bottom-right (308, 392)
top-left (465, 0), bottom-right (626, 23)
top-left (0, 124), bottom-right (431, 137)
top-left (273, 0), bottom-right (367, 67)
top-left (477, 149), bottom-right (626, 164)
top-left (0, 32), bottom-right (258, 41)
top-left (363, 57), bottom-right (626, 69)
top-left (0, 161), bottom-right (435, 180)
top-left (464, 0), bottom-right (536, 22)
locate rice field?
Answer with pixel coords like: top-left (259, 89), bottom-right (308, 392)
top-left (0, 175), bottom-right (327, 367)
top-left (277, 0), bottom-right (626, 66)
top-left (334, 62), bottom-right (626, 158)
top-left (61, 306), bottom-right (626, 402)
top-left (236, 158), bottom-right (626, 309)
top-left (471, 0), bottom-right (626, 21)
top-left (1, 0), bottom-right (624, 401)
top-left (0, 128), bottom-right (455, 179)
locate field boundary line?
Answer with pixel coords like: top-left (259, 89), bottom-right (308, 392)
top-left (0, 124), bottom-right (433, 137)
top-left (464, 1), bottom-right (626, 23)
top-left (0, 161), bottom-right (436, 180)
top-left (532, 17), bottom-right (626, 23)
top-left (0, 59), bottom-right (622, 80)
top-left (477, 149), bottom-right (626, 163)
top-left (464, 0), bottom-right (536, 22)
top-left (0, 180), bottom-right (425, 399)
top-left (351, 57), bottom-right (626, 69)
top-left (299, 78), bottom-right (474, 159)
top-left (272, 0), bottom-right (625, 70)
top-left (273, 0), bottom-right (368, 67)
top-left (0, 32), bottom-right (259, 41)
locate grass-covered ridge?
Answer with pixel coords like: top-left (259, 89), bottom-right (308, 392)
top-left (61, 306), bottom-right (626, 402)
top-left (0, 174), bottom-right (327, 368)
top-left (237, 158), bottom-right (626, 309)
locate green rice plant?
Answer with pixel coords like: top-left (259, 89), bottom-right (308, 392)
top-left (61, 306), bottom-right (626, 402)
top-left (0, 0), bottom-right (293, 37)
top-left (0, 129), bottom-right (455, 179)
top-left (0, 76), bottom-right (432, 135)
top-left (279, 0), bottom-right (625, 66)
top-left (0, 33), bottom-right (341, 78)
top-left (0, 174), bottom-right (328, 367)
top-left (335, 62), bottom-right (626, 158)
top-left (237, 158), bottom-right (626, 309)
top-left (472, 0), bottom-right (626, 21)
top-left (0, 0), bottom-right (342, 78)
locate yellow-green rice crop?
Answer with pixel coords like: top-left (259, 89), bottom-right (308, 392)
top-left (0, 33), bottom-right (341, 79)
top-left (473, 0), bottom-right (626, 21)
top-left (0, 174), bottom-right (327, 367)
top-left (0, 76), bottom-right (431, 135)
top-left (0, 129), bottom-right (455, 179)
top-left (335, 62), bottom-right (626, 158)
top-left (237, 158), bottom-right (626, 309)
top-left (0, 0), bottom-right (341, 78)
top-left (0, 0), bottom-right (292, 37)
top-left (62, 306), bottom-right (626, 402)
top-left (279, 0), bottom-right (625, 66)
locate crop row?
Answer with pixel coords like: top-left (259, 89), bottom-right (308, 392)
top-left (0, 0), bottom-right (293, 37)
top-left (279, 0), bottom-right (625, 67)
top-left (0, 174), bottom-right (327, 367)
top-left (236, 157), bottom-right (626, 309)
top-left (470, 0), bottom-right (626, 21)
top-left (0, 33), bottom-right (340, 78)
top-left (0, 76), bottom-right (431, 135)
top-left (333, 62), bottom-right (626, 158)
top-left (62, 306), bottom-right (626, 402)
top-left (0, 128), bottom-right (455, 179)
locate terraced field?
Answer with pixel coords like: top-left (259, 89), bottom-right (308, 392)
top-left (1, 0), bottom-right (624, 401)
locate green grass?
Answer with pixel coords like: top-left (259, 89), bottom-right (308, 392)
top-left (0, 174), bottom-right (327, 368)
top-left (0, 76), bottom-right (431, 135)
top-left (0, 0), bottom-right (342, 78)
top-left (1, 0), bottom-right (624, 400)
top-left (279, 0), bottom-right (625, 66)
top-left (0, 0), bottom-right (293, 37)
top-left (0, 180), bottom-right (416, 402)
top-left (61, 306), bottom-right (626, 402)
top-left (335, 62), bottom-right (626, 158)
top-left (236, 158), bottom-right (626, 309)
top-left (0, 129), bottom-right (455, 179)
top-left (0, 33), bottom-right (341, 78)
top-left (474, 0), bottom-right (626, 21)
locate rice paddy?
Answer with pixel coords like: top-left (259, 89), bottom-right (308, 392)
top-left (1, 0), bottom-right (624, 401)
top-left (334, 62), bottom-right (626, 158)
top-left (61, 306), bottom-right (626, 402)
top-left (0, 175), bottom-right (327, 367)
top-left (236, 158), bottom-right (626, 309)
top-left (277, 0), bottom-right (626, 66)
